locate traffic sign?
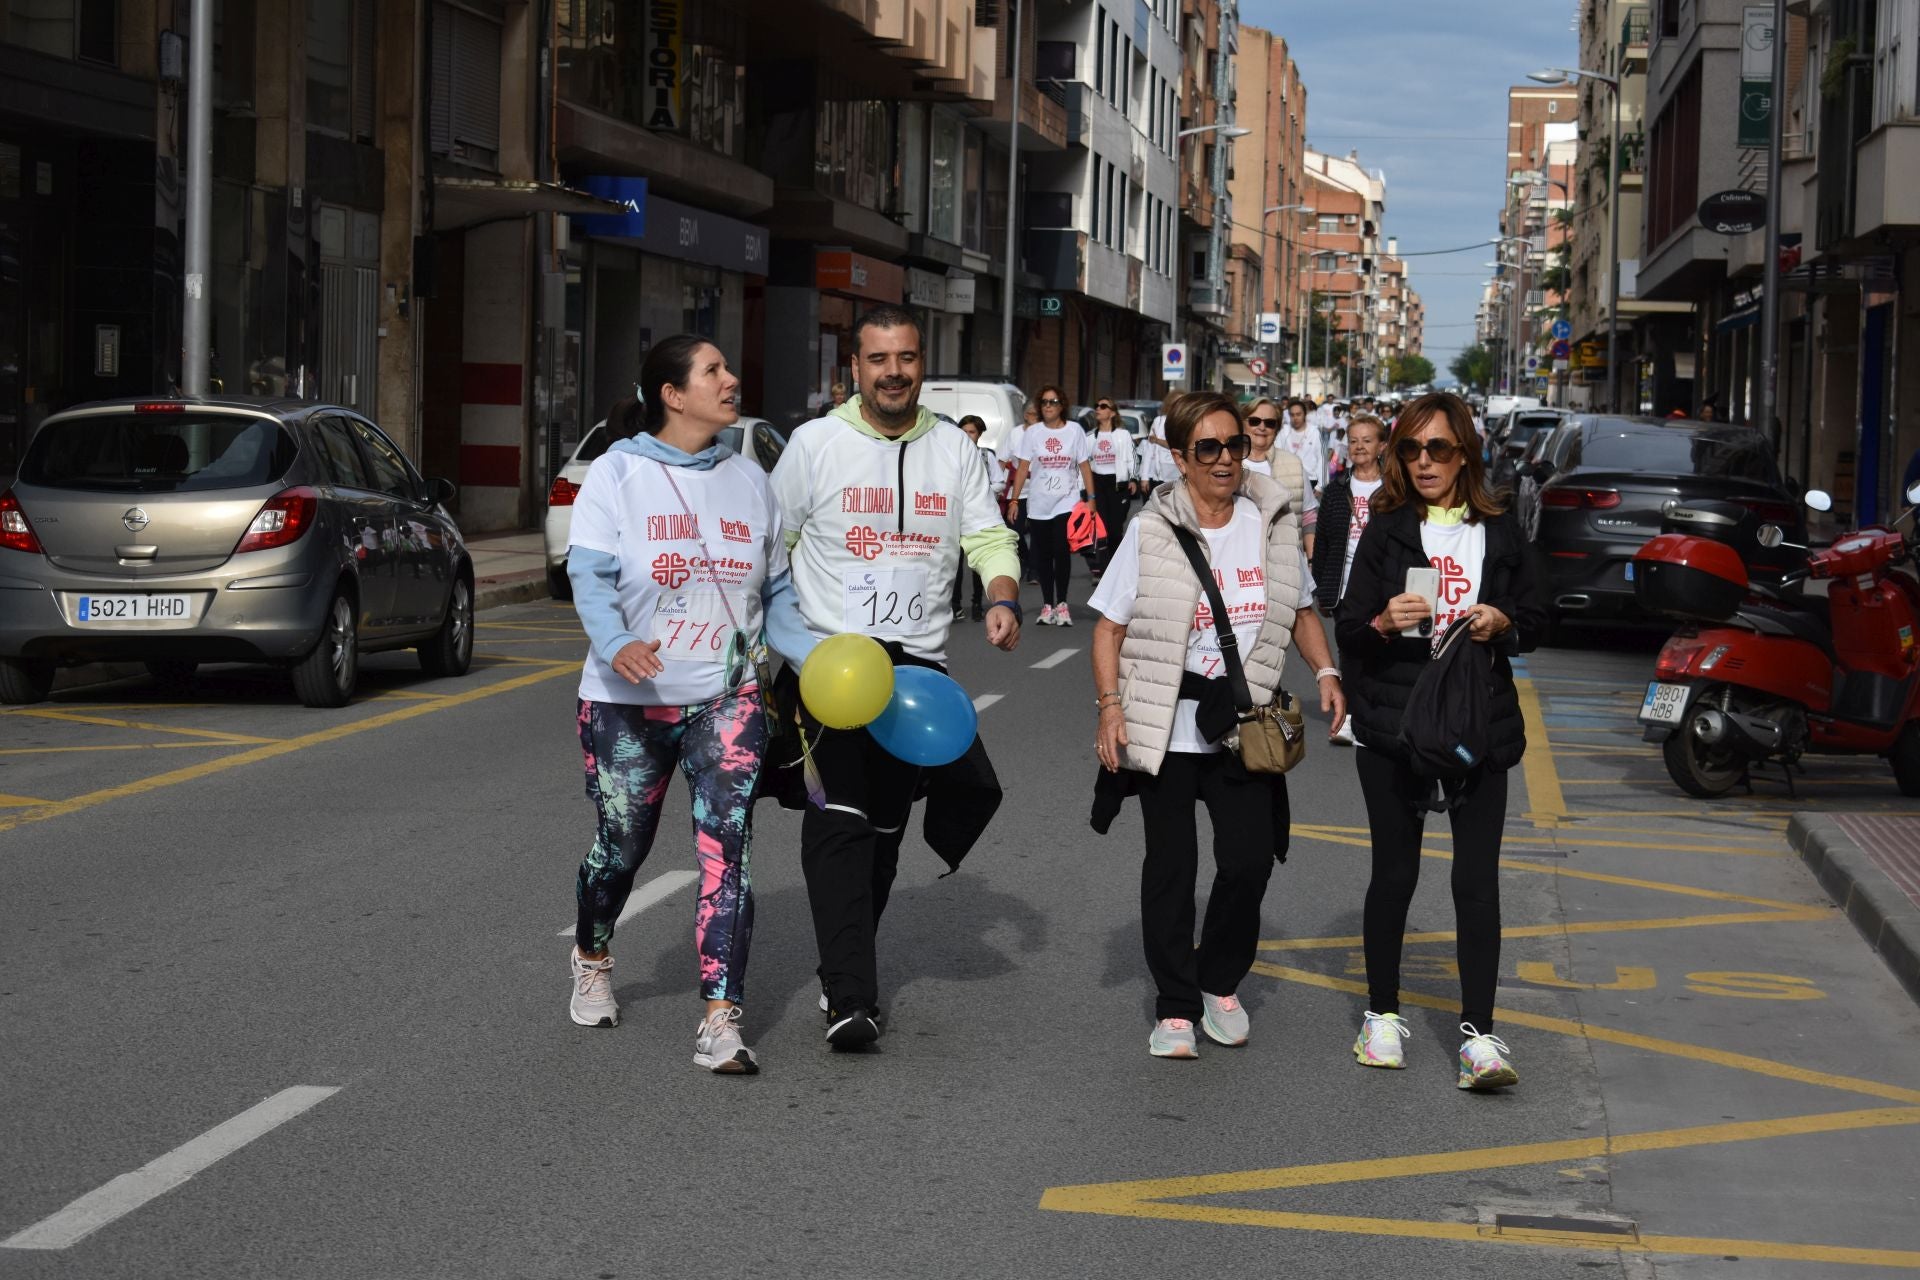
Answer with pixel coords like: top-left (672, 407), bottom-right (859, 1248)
top-left (1248, 357), bottom-right (1270, 377)
top-left (1256, 312), bottom-right (1283, 343)
top-left (1162, 343), bottom-right (1188, 381)
top-left (1526, 354), bottom-right (1541, 370)
top-left (1550, 338), bottom-right (1571, 359)
top-left (1551, 318), bottom-right (1572, 341)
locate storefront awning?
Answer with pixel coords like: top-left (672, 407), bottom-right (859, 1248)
top-left (432, 178), bottom-right (627, 231)
top-left (1716, 305), bottom-right (1760, 333)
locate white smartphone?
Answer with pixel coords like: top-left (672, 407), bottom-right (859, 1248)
top-left (1403, 567), bottom-right (1440, 637)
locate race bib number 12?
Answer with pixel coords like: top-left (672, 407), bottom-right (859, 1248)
top-left (843, 568), bottom-right (929, 636)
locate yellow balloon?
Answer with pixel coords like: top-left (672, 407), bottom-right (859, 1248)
top-left (799, 633), bottom-right (895, 729)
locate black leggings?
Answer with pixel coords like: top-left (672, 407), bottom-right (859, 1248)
top-left (1354, 748), bottom-right (1507, 1030)
top-left (1136, 751), bottom-right (1277, 1022)
top-left (1029, 513), bottom-right (1072, 606)
top-left (1090, 471), bottom-right (1128, 568)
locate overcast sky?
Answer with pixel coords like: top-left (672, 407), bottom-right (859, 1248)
top-left (1240, 0), bottom-right (1578, 374)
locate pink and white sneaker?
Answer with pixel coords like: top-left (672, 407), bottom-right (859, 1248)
top-left (1457, 1023), bottom-right (1518, 1090)
top-left (1148, 1018), bottom-right (1200, 1058)
top-left (1201, 992), bottom-right (1249, 1046)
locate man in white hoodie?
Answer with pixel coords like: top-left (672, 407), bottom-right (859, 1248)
top-left (770, 305), bottom-right (1023, 1048)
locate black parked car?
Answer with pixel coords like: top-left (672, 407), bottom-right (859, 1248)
top-left (1527, 416), bottom-right (1800, 621)
top-left (1489, 409), bottom-right (1568, 493)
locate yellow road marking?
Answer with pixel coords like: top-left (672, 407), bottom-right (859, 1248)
top-left (7, 709), bottom-right (278, 744)
top-left (3, 703), bottom-right (219, 712)
top-left (0, 662), bottom-right (578, 835)
top-left (0, 794), bottom-right (50, 808)
top-left (1259, 908), bottom-right (1826, 952)
top-left (362, 689), bottom-right (451, 701)
top-left (1040, 1108), bottom-right (1920, 1266)
top-left (1250, 962), bottom-right (1920, 1105)
top-left (0, 742), bottom-right (234, 755)
top-left (1513, 677), bottom-right (1567, 827)
top-left (1291, 821), bottom-right (1780, 857)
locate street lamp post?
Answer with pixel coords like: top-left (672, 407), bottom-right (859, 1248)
top-left (1259, 202), bottom-right (1320, 393)
top-left (1530, 67), bottom-right (1622, 412)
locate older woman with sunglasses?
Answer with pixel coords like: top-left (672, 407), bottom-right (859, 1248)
top-left (1090, 391), bottom-right (1345, 1060)
top-left (1243, 397), bottom-right (1317, 561)
top-left (1334, 392), bottom-right (1545, 1091)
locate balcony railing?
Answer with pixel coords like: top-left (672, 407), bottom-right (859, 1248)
top-left (1623, 6), bottom-right (1649, 51)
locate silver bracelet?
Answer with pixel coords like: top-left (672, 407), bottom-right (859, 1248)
top-left (1315, 667), bottom-right (1341, 681)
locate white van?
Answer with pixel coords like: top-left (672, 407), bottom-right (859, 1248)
top-left (917, 380), bottom-right (1027, 455)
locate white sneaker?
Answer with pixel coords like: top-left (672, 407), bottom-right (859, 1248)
top-left (1353, 1011), bottom-right (1410, 1067)
top-left (1038, 604), bottom-right (1057, 626)
top-left (693, 1005), bottom-right (759, 1074)
top-left (1056, 604), bottom-right (1074, 626)
top-left (1200, 992), bottom-right (1250, 1046)
top-left (1457, 1023), bottom-right (1518, 1090)
top-left (568, 948), bottom-right (618, 1028)
top-left (1148, 1017), bottom-right (1200, 1059)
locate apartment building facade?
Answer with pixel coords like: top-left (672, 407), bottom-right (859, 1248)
top-left (1225, 23), bottom-right (1306, 396)
top-left (1297, 148), bottom-right (1384, 399)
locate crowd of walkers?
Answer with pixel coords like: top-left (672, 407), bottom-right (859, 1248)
top-left (560, 308), bottom-right (1541, 1094)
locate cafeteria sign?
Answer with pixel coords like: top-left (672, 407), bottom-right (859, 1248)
top-left (1698, 189), bottom-right (1765, 236)
top-left (645, 0), bottom-right (683, 130)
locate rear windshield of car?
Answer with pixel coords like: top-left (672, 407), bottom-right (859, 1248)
top-left (572, 425), bottom-right (612, 464)
top-left (19, 413), bottom-right (298, 492)
top-left (1580, 427), bottom-right (1783, 485)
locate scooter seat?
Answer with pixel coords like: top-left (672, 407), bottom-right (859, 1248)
top-left (1742, 593), bottom-right (1832, 651)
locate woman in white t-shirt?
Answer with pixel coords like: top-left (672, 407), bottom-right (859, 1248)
top-left (1088, 392), bottom-right (1347, 1060)
top-left (1243, 397), bottom-right (1318, 560)
top-left (1006, 384), bottom-right (1096, 626)
top-left (1309, 412), bottom-right (1386, 745)
top-left (562, 335), bottom-right (813, 1075)
top-left (1085, 396), bottom-right (1137, 574)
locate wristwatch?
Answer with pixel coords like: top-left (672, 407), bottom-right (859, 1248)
top-left (988, 599), bottom-right (1024, 624)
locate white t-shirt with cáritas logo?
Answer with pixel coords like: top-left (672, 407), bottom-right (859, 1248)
top-left (1089, 428), bottom-right (1135, 480)
top-left (567, 450), bottom-right (785, 707)
top-left (770, 413), bottom-right (1007, 663)
top-left (1341, 477), bottom-right (1384, 596)
top-left (1420, 516), bottom-right (1487, 653)
top-left (1015, 422), bottom-right (1092, 520)
top-left (1091, 498), bottom-right (1314, 754)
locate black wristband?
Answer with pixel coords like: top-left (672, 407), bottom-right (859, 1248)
top-left (987, 599), bottom-right (1023, 624)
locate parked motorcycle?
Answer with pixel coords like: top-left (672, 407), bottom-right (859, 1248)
top-left (1630, 481), bottom-right (1920, 798)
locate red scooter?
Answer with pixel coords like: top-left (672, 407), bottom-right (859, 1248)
top-left (1630, 482), bottom-right (1920, 798)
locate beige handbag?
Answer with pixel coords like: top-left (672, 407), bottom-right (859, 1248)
top-left (1171, 526), bottom-right (1305, 775)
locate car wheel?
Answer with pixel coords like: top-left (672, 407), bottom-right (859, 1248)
top-left (145, 660), bottom-right (198, 690)
top-left (1890, 723), bottom-right (1920, 797)
top-left (0, 657), bottom-right (55, 705)
top-left (1661, 724), bottom-right (1744, 798)
top-left (291, 590), bottom-right (358, 708)
top-left (418, 575), bottom-right (474, 678)
top-left (547, 563), bottom-right (573, 602)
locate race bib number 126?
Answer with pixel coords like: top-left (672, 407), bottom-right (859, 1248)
top-left (843, 568), bottom-right (929, 636)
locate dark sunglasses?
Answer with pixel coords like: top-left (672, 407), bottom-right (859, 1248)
top-left (1038, 397), bottom-right (1063, 407)
top-left (1096, 402), bottom-right (1114, 410)
top-left (1188, 434), bottom-right (1253, 464)
top-left (1395, 437), bottom-right (1462, 465)
top-left (1246, 414), bottom-right (1281, 428)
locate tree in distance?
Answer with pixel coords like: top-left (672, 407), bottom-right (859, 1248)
top-left (1449, 344), bottom-right (1494, 391)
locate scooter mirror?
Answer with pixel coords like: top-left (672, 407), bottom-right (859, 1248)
top-left (1756, 524), bottom-right (1784, 549)
top-left (1805, 489), bottom-right (1834, 513)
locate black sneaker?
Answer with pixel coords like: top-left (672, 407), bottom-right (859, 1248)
top-left (825, 1007), bottom-right (881, 1049)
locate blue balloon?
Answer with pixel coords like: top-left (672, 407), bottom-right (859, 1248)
top-left (867, 666), bottom-right (979, 767)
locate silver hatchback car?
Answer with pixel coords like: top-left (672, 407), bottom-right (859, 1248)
top-left (0, 397), bottom-right (473, 706)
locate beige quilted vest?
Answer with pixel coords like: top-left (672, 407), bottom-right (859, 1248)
top-left (1116, 470), bottom-right (1303, 775)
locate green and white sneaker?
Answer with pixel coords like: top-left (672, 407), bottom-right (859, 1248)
top-left (1200, 992), bottom-right (1250, 1046)
top-left (1457, 1023), bottom-right (1518, 1090)
top-left (1148, 1017), bottom-right (1200, 1059)
top-left (1353, 1011), bottom-right (1410, 1068)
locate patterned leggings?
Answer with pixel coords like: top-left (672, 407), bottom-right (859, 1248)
top-left (575, 690), bottom-right (766, 1002)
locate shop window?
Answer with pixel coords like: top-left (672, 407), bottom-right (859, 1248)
top-left (308, 0), bottom-right (377, 143)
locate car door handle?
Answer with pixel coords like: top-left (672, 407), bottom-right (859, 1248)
top-left (116, 544), bottom-right (158, 559)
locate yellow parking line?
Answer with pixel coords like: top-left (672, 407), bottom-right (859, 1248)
top-left (0, 794), bottom-right (50, 808)
top-left (0, 742), bottom-right (232, 755)
top-left (1251, 961), bottom-right (1920, 1105)
top-left (0, 662), bottom-right (578, 835)
top-left (1513, 678), bottom-right (1568, 828)
top-left (1259, 908), bottom-right (1827, 952)
top-left (1292, 825), bottom-right (1801, 884)
top-left (9, 709), bottom-right (278, 745)
top-left (3, 703), bottom-right (220, 713)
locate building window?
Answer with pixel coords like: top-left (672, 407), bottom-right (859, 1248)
top-left (308, 0), bottom-right (377, 143)
top-left (816, 99), bottom-right (895, 210)
top-left (1094, 8), bottom-right (1104, 93)
top-left (429, 0), bottom-right (502, 168)
top-left (6, 0), bottom-right (117, 64)
top-left (928, 110), bottom-right (965, 245)
top-left (1317, 215), bottom-right (1340, 233)
top-left (1091, 158), bottom-right (1104, 242)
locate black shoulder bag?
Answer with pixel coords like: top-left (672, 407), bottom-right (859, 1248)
top-left (1169, 525), bottom-right (1305, 774)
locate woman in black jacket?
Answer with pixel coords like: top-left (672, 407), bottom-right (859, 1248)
top-left (1334, 392), bottom-right (1546, 1091)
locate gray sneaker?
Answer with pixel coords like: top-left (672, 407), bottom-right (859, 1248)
top-left (1148, 1017), bottom-right (1200, 1059)
top-left (1201, 992), bottom-right (1250, 1046)
top-left (693, 1006), bottom-right (759, 1074)
top-left (568, 949), bottom-right (618, 1028)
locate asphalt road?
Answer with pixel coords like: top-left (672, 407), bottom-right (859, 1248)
top-left (3, 588), bottom-right (1919, 1278)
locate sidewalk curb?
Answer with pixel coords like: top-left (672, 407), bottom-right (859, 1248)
top-left (475, 572), bottom-right (553, 613)
top-left (1789, 812), bottom-right (1920, 1009)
